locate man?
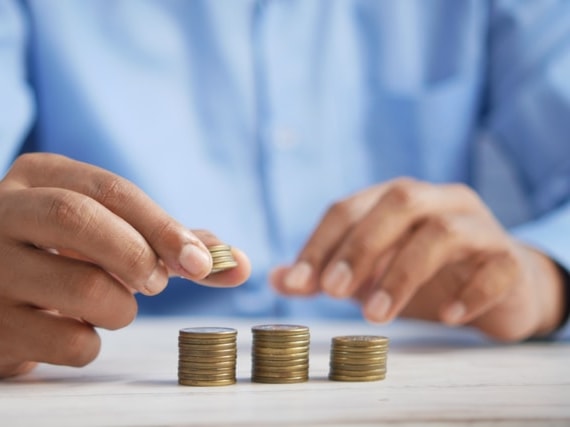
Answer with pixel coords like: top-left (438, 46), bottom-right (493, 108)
top-left (0, 0), bottom-right (569, 378)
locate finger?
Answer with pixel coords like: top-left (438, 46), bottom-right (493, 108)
top-left (270, 265), bottom-right (319, 296)
top-left (320, 180), bottom-right (479, 299)
top-left (279, 187), bottom-right (383, 294)
top-left (0, 246), bottom-right (137, 330)
top-left (0, 307), bottom-right (101, 368)
top-left (363, 214), bottom-right (496, 323)
top-left (0, 187), bottom-right (168, 296)
top-left (439, 251), bottom-right (517, 325)
top-left (7, 153), bottom-right (213, 281)
top-left (0, 361), bottom-right (37, 379)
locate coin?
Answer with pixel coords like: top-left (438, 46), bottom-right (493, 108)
top-left (328, 373), bottom-right (386, 382)
top-left (178, 326), bottom-right (237, 387)
top-left (328, 335), bottom-right (389, 382)
top-left (332, 336), bottom-right (389, 345)
top-left (251, 375), bottom-right (309, 384)
top-left (180, 327), bottom-right (237, 336)
top-left (252, 324), bottom-right (309, 334)
top-left (178, 378), bottom-right (236, 387)
top-left (251, 324), bottom-right (310, 384)
top-left (207, 245), bottom-right (239, 274)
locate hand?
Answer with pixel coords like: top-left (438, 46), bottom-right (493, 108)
top-left (0, 153), bottom-right (250, 378)
top-left (272, 178), bottom-right (565, 341)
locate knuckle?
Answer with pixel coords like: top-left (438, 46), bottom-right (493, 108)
top-left (495, 249), bottom-right (518, 271)
top-left (121, 239), bottom-right (155, 281)
top-left (449, 183), bottom-right (480, 208)
top-left (76, 267), bottom-right (138, 330)
top-left (63, 327), bottom-right (100, 367)
top-left (11, 153), bottom-right (63, 177)
top-left (327, 200), bottom-right (354, 224)
top-left (472, 275), bottom-right (503, 301)
top-left (384, 178), bottom-right (422, 210)
top-left (148, 218), bottom-right (181, 247)
top-left (391, 268), bottom-right (413, 289)
top-left (45, 192), bottom-right (96, 235)
top-left (92, 175), bottom-right (130, 207)
top-left (346, 234), bottom-right (380, 257)
top-left (12, 152), bottom-right (40, 171)
top-left (76, 268), bottom-right (112, 305)
top-left (426, 215), bottom-right (457, 238)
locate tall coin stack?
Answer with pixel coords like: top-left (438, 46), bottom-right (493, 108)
top-left (178, 327), bottom-right (237, 386)
top-left (208, 244), bottom-right (238, 274)
top-left (251, 324), bottom-right (310, 384)
top-left (329, 335), bottom-right (389, 382)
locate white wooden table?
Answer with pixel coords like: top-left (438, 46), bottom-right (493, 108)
top-left (1, 317), bottom-right (569, 426)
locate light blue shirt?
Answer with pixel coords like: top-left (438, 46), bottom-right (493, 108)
top-left (1, 1), bottom-right (570, 331)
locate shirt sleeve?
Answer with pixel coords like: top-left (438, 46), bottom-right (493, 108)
top-left (0, 0), bottom-right (34, 174)
top-left (486, 0), bottom-right (570, 338)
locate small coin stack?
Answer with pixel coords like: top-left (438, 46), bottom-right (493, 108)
top-left (251, 324), bottom-right (310, 384)
top-left (208, 244), bottom-right (238, 274)
top-left (178, 327), bottom-right (237, 386)
top-left (329, 335), bottom-right (389, 382)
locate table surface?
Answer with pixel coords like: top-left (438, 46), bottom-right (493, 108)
top-left (1, 317), bottom-right (569, 427)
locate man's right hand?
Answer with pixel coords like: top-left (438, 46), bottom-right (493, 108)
top-left (0, 153), bottom-right (250, 378)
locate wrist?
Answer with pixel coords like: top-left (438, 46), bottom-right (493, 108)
top-left (528, 248), bottom-right (567, 337)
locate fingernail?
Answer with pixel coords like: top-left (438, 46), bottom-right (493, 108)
top-left (143, 266), bottom-right (168, 295)
top-left (284, 261), bottom-right (312, 291)
top-left (322, 261), bottom-right (352, 297)
top-left (443, 301), bottom-right (466, 325)
top-left (365, 290), bottom-right (392, 323)
top-left (179, 243), bottom-right (212, 278)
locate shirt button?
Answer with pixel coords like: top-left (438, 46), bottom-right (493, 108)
top-left (272, 127), bottom-right (298, 150)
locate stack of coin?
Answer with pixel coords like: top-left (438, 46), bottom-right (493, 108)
top-left (178, 327), bottom-right (237, 386)
top-left (251, 324), bottom-right (310, 384)
top-left (329, 335), bottom-right (389, 382)
top-left (208, 244), bottom-right (238, 274)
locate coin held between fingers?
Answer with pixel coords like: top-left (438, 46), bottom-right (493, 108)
top-left (207, 245), bottom-right (239, 275)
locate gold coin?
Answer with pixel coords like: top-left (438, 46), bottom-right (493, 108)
top-left (328, 373), bottom-right (386, 382)
top-left (179, 334), bottom-right (236, 341)
top-left (252, 344), bottom-right (309, 354)
top-left (252, 360), bottom-right (309, 369)
top-left (179, 327), bottom-right (237, 337)
top-left (178, 342), bottom-right (237, 350)
top-left (252, 353), bottom-right (309, 362)
top-left (207, 244), bottom-right (232, 252)
top-left (252, 371), bottom-right (309, 379)
top-left (252, 339), bottom-right (310, 348)
top-left (211, 259), bottom-right (238, 266)
top-left (332, 335), bottom-right (389, 346)
top-left (210, 262), bottom-right (239, 273)
top-left (331, 353), bottom-right (387, 361)
top-left (179, 378), bottom-right (236, 387)
top-left (179, 350), bottom-right (237, 357)
top-left (330, 350), bottom-right (387, 359)
top-left (179, 352), bottom-right (237, 361)
top-left (252, 324), bottom-right (309, 334)
top-left (330, 364), bottom-right (386, 372)
top-left (330, 367), bottom-right (387, 376)
top-left (252, 376), bottom-right (309, 384)
top-left (178, 362), bottom-right (236, 370)
top-left (178, 371), bottom-right (236, 380)
top-left (251, 335), bottom-right (310, 344)
top-left (178, 357), bottom-right (237, 365)
top-left (210, 255), bottom-right (233, 260)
